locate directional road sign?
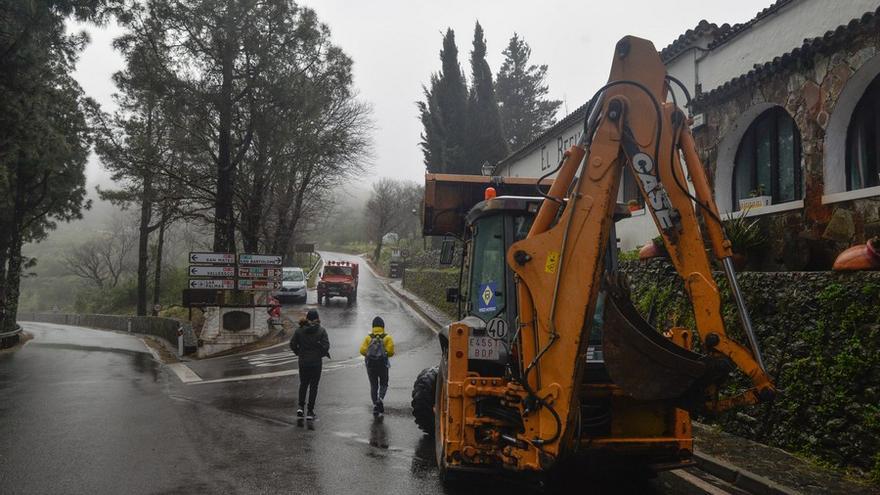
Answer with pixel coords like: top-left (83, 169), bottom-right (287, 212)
top-left (238, 253), bottom-right (282, 266)
top-left (189, 252), bottom-right (235, 264)
top-left (189, 266), bottom-right (236, 277)
top-left (238, 267), bottom-right (282, 279)
top-left (189, 279), bottom-right (235, 290)
top-left (237, 279), bottom-right (282, 291)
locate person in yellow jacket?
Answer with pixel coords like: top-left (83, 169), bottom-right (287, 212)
top-left (359, 316), bottom-right (395, 418)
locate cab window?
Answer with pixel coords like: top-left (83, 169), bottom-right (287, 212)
top-left (469, 214), bottom-right (505, 321)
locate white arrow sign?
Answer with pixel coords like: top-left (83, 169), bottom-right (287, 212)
top-left (189, 252), bottom-right (235, 264)
top-left (189, 266), bottom-right (235, 277)
top-left (189, 279), bottom-right (235, 289)
top-left (238, 253), bottom-right (283, 266)
top-left (238, 279), bottom-right (282, 290)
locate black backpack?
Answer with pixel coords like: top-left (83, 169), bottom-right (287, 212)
top-left (365, 333), bottom-right (387, 367)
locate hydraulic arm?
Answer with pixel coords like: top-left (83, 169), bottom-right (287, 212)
top-left (506, 36), bottom-right (775, 464)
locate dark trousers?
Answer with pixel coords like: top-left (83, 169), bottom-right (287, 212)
top-left (298, 364), bottom-right (322, 411)
top-left (367, 365), bottom-right (389, 411)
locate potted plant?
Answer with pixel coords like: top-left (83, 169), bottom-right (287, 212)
top-left (723, 208), bottom-right (766, 269)
top-left (638, 235), bottom-right (667, 260)
top-left (738, 184), bottom-right (771, 211)
top-left (627, 199), bottom-right (641, 212)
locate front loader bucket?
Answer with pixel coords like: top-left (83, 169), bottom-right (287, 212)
top-left (601, 284), bottom-right (707, 401)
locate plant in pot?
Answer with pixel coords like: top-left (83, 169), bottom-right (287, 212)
top-left (722, 208), bottom-right (765, 270)
top-left (638, 235), bottom-right (667, 260)
top-left (627, 199), bottom-right (641, 212)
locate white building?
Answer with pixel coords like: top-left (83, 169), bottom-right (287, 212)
top-left (494, 0), bottom-right (880, 265)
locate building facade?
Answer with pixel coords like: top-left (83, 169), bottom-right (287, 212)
top-left (494, 0), bottom-right (880, 268)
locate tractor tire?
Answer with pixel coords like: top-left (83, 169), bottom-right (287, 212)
top-left (411, 366), bottom-right (438, 435)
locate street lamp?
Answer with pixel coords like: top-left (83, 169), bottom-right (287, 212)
top-left (481, 161), bottom-right (495, 176)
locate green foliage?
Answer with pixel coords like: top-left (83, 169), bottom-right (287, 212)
top-left (622, 260), bottom-right (880, 482)
top-left (618, 249), bottom-right (640, 262)
top-left (419, 28), bottom-right (470, 173)
top-left (465, 22), bottom-right (508, 170)
top-left (0, 0), bottom-right (99, 331)
top-left (723, 209), bottom-right (766, 254)
top-left (496, 33), bottom-right (561, 149)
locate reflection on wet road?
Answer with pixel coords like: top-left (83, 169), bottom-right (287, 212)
top-left (2, 253), bottom-right (711, 494)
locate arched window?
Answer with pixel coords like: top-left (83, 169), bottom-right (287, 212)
top-left (733, 107), bottom-right (801, 208)
top-left (846, 74), bottom-right (880, 191)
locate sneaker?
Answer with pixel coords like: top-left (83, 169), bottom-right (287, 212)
top-left (306, 410), bottom-right (315, 421)
top-left (296, 408), bottom-right (304, 418)
top-left (377, 400), bottom-right (384, 414)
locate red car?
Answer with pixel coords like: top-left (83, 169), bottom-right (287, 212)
top-left (317, 261), bottom-right (359, 305)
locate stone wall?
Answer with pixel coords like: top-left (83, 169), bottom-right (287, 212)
top-left (693, 21), bottom-right (880, 270)
top-left (620, 259), bottom-right (880, 479)
top-left (402, 268), bottom-right (459, 318)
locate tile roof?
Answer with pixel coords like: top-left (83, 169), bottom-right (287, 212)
top-left (707, 0), bottom-right (800, 50)
top-left (659, 20), bottom-right (730, 63)
top-left (694, 5), bottom-right (880, 106)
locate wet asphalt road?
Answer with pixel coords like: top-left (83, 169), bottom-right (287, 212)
top-left (1, 252), bottom-right (713, 494)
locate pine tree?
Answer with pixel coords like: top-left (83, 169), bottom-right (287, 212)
top-left (418, 29), bottom-right (469, 173)
top-left (496, 33), bottom-right (561, 149)
top-left (466, 22), bottom-right (508, 172)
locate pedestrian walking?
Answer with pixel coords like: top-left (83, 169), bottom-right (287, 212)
top-left (290, 309), bottom-right (330, 423)
top-left (359, 316), bottom-right (395, 418)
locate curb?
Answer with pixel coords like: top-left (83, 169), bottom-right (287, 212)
top-left (694, 450), bottom-right (799, 495)
top-left (384, 281), bottom-right (445, 334)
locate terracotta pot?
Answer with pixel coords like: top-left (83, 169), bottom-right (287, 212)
top-left (638, 241), bottom-right (666, 261)
top-left (628, 204), bottom-right (641, 212)
top-left (832, 237), bottom-right (880, 271)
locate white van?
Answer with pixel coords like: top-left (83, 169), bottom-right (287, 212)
top-left (275, 267), bottom-right (307, 303)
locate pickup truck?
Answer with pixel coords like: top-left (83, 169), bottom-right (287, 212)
top-left (317, 261), bottom-right (358, 305)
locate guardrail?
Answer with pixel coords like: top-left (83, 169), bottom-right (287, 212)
top-left (18, 313), bottom-right (196, 354)
top-left (0, 324), bottom-right (22, 349)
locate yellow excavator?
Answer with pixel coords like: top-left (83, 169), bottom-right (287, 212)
top-left (410, 36), bottom-right (776, 482)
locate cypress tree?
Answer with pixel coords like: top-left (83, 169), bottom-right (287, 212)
top-left (466, 22), bottom-right (508, 173)
top-left (418, 29), bottom-right (470, 174)
top-left (496, 33), bottom-right (561, 149)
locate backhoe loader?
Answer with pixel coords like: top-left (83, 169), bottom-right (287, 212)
top-left (411, 36), bottom-right (777, 482)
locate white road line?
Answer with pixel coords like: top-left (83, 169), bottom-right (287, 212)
top-left (189, 356), bottom-right (365, 386)
top-left (670, 469), bottom-right (734, 495)
top-left (141, 338), bottom-right (162, 361)
top-left (190, 368), bottom-right (299, 385)
top-left (167, 363), bottom-right (203, 383)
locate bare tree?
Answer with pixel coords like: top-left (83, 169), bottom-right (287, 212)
top-left (64, 241), bottom-right (108, 289)
top-left (366, 179), bottom-right (422, 261)
top-left (64, 216), bottom-right (137, 290)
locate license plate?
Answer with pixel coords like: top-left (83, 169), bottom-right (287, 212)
top-left (468, 336), bottom-right (499, 360)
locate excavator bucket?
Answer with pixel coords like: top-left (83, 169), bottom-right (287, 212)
top-left (601, 282), bottom-right (708, 401)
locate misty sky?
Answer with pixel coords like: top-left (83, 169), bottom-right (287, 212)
top-left (72, 0), bottom-right (774, 190)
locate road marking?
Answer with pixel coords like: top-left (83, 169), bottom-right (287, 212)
top-left (243, 351), bottom-right (298, 367)
top-left (188, 356), bottom-right (364, 385)
top-left (167, 363), bottom-right (203, 383)
top-left (670, 469), bottom-right (734, 495)
top-left (141, 338), bottom-right (162, 361)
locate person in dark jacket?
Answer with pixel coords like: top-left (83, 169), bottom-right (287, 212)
top-left (290, 309), bottom-right (330, 421)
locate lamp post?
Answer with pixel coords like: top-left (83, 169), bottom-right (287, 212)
top-left (481, 161), bottom-right (495, 176)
